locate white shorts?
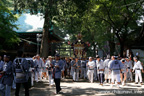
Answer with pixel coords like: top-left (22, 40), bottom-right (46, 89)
top-left (111, 74), bottom-right (120, 83)
top-left (105, 74), bottom-right (108, 79)
top-left (108, 72), bottom-right (112, 79)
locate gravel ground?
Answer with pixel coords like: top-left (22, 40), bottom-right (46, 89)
top-left (11, 79), bottom-right (144, 96)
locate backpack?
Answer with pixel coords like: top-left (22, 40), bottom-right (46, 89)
top-left (14, 58), bottom-right (27, 79)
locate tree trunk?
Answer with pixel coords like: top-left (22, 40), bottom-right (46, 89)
top-left (40, 10), bottom-right (50, 58)
top-left (120, 41), bottom-right (124, 57)
top-left (109, 40), bottom-right (115, 56)
top-left (115, 32), bottom-right (124, 57)
top-left (139, 23), bottom-right (144, 41)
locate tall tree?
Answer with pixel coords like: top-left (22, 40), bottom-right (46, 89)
top-left (55, 0), bottom-right (144, 57)
top-left (0, 0), bottom-right (19, 50)
top-left (92, 0), bottom-right (144, 57)
top-left (14, 0), bottom-right (68, 57)
top-left (54, 0), bottom-right (114, 56)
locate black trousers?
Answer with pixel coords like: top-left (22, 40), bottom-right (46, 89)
top-left (15, 82), bottom-right (29, 96)
top-left (54, 78), bottom-right (61, 94)
top-left (99, 73), bottom-right (104, 84)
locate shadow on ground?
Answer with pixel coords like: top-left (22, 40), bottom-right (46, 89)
top-left (11, 79), bottom-right (144, 96)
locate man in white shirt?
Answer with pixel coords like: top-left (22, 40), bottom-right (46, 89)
top-left (120, 59), bottom-right (127, 86)
top-left (87, 57), bottom-right (95, 83)
top-left (103, 55), bottom-right (111, 83)
top-left (126, 57), bottom-right (133, 82)
top-left (96, 56), bottom-right (104, 86)
top-left (132, 56), bottom-right (144, 85)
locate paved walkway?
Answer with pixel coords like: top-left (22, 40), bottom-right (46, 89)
top-left (11, 79), bottom-right (144, 96)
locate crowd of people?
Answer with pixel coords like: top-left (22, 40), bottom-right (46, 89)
top-left (69, 55), bottom-right (144, 86)
top-left (0, 51), bottom-right (144, 96)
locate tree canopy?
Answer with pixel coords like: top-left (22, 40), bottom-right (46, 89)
top-left (54, 0), bottom-right (144, 57)
top-left (0, 0), bottom-right (19, 50)
top-left (5, 0), bottom-right (144, 57)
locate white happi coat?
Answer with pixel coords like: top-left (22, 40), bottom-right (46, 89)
top-left (133, 61), bottom-right (143, 82)
top-left (87, 61), bottom-right (95, 83)
top-left (104, 59), bottom-right (110, 74)
top-left (96, 60), bottom-right (104, 74)
top-left (133, 61), bottom-right (143, 73)
top-left (87, 61), bottom-right (95, 72)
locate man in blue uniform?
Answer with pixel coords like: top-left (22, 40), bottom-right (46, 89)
top-left (80, 58), bottom-right (86, 79)
top-left (70, 58), bottom-right (75, 81)
top-left (0, 55), bottom-right (13, 96)
top-left (45, 56), bottom-right (54, 86)
top-left (0, 55), bottom-right (4, 81)
top-left (13, 51), bottom-right (30, 96)
top-left (34, 54), bottom-right (44, 82)
top-left (26, 57), bottom-right (35, 87)
top-left (0, 55), bottom-right (4, 96)
top-left (73, 58), bottom-right (81, 81)
top-left (109, 56), bottom-right (123, 88)
top-left (0, 56), bottom-right (3, 64)
top-left (52, 54), bottom-right (63, 94)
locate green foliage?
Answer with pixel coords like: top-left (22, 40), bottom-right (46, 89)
top-left (13, 0), bottom-right (144, 57)
top-left (0, 0), bottom-right (19, 49)
top-left (14, 0), bottom-right (60, 18)
top-left (13, 0), bottom-right (68, 57)
top-left (54, 0), bottom-right (144, 57)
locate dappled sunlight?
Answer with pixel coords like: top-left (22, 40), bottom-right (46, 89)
top-left (10, 79), bottom-right (143, 96)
